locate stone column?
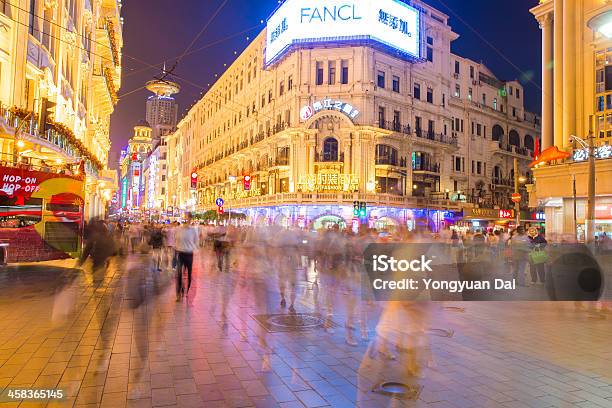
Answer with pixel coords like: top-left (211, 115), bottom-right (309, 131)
top-left (540, 13), bottom-right (554, 149)
top-left (553, 0), bottom-right (564, 147)
top-left (562, 0), bottom-right (576, 149)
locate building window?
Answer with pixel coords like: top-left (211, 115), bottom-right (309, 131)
top-left (476, 123), bottom-right (482, 136)
top-left (377, 70), bottom-right (385, 88)
top-left (288, 75), bottom-right (293, 91)
top-left (376, 144), bottom-right (398, 166)
top-left (516, 88), bottom-right (520, 99)
top-left (413, 83), bottom-right (421, 100)
top-left (341, 60), bottom-right (349, 84)
top-left (470, 66), bottom-right (474, 79)
top-left (512, 107), bottom-right (516, 117)
top-left (428, 120), bottom-right (435, 137)
top-left (268, 90), bottom-right (273, 103)
top-left (468, 88), bottom-right (473, 101)
top-left (28, 0), bottom-right (36, 35)
top-left (322, 138), bottom-right (339, 162)
top-left (378, 106), bottom-right (386, 128)
top-left (482, 93), bottom-right (486, 105)
top-left (328, 61), bottom-right (336, 85)
top-left (493, 97), bottom-right (498, 110)
top-left (426, 87), bottom-right (433, 104)
top-left (426, 47), bottom-right (433, 62)
top-left (393, 110), bottom-right (400, 131)
top-left (477, 161), bottom-right (482, 175)
top-left (455, 156), bottom-right (461, 172)
top-left (415, 116), bottom-right (422, 135)
top-left (454, 61), bottom-right (460, 75)
top-left (454, 84), bottom-right (460, 98)
top-left (279, 80), bottom-right (285, 96)
top-left (392, 76), bottom-right (400, 93)
top-left (316, 62), bottom-right (324, 85)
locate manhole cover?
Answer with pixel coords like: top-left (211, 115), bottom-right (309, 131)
top-left (373, 382), bottom-right (422, 400)
top-left (427, 328), bottom-right (454, 338)
top-left (252, 313), bottom-right (335, 333)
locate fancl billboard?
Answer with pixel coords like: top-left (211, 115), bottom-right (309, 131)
top-left (265, 0), bottom-right (421, 66)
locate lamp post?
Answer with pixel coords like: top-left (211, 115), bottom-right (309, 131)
top-left (228, 175), bottom-right (236, 224)
top-left (569, 129), bottom-right (596, 244)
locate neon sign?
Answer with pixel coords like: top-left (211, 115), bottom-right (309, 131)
top-left (300, 99), bottom-right (360, 121)
top-left (297, 173), bottom-right (360, 192)
top-left (572, 145), bottom-right (612, 161)
top-left (498, 209), bottom-right (514, 219)
top-left (265, 0), bottom-right (421, 66)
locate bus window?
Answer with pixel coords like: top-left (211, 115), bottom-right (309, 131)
top-left (0, 196), bottom-right (43, 228)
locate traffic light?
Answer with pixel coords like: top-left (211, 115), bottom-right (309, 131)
top-left (359, 202), bottom-right (367, 218)
top-left (353, 201), bottom-right (367, 218)
top-left (243, 175), bottom-right (251, 191)
top-left (39, 98), bottom-right (56, 133)
top-left (190, 171), bottom-right (198, 189)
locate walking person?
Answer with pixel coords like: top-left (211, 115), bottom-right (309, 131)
top-left (175, 213), bottom-right (200, 301)
top-left (527, 227), bottom-right (548, 284)
top-left (509, 227), bottom-right (530, 287)
top-left (148, 224), bottom-right (165, 271)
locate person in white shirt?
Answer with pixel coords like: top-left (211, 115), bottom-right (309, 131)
top-left (174, 213), bottom-right (200, 300)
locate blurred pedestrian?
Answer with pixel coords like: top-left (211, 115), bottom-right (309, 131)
top-left (175, 213), bottom-right (200, 301)
top-left (509, 227), bottom-right (530, 287)
top-left (527, 227), bottom-right (548, 284)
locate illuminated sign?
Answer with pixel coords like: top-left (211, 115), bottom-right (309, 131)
top-left (147, 156), bottom-right (157, 209)
top-left (572, 145), bottom-right (612, 161)
top-left (531, 211), bottom-right (545, 221)
top-left (300, 99), bottom-right (360, 121)
top-left (463, 208), bottom-right (514, 219)
top-left (121, 178), bottom-right (128, 208)
top-left (265, 0), bottom-right (421, 66)
top-left (297, 173), bottom-right (360, 192)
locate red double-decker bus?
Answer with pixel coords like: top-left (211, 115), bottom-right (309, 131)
top-left (0, 160), bottom-right (85, 263)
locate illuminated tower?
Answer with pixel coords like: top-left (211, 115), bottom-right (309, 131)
top-left (145, 70), bottom-right (180, 144)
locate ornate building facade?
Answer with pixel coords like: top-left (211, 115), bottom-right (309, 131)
top-left (530, 0), bottom-right (612, 239)
top-left (166, 0), bottom-right (540, 229)
top-left (0, 0), bottom-right (122, 219)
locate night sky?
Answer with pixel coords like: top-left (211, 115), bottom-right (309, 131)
top-left (109, 0), bottom-right (542, 166)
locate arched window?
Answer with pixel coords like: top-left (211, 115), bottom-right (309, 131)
top-left (524, 134), bottom-right (534, 151)
top-left (492, 124), bottom-right (504, 142)
top-left (493, 165), bottom-right (503, 183)
top-left (509, 130), bottom-right (520, 147)
top-left (375, 144), bottom-right (398, 166)
top-left (322, 138), bottom-right (339, 162)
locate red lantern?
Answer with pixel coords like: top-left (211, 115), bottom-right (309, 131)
top-left (511, 193), bottom-right (521, 203)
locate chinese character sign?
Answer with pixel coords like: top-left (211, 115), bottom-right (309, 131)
top-left (297, 173), bottom-right (360, 192)
top-left (265, 0), bottom-right (420, 66)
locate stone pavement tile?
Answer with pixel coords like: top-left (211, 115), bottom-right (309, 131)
top-left (193, 370), bottom-right (215, 386)
top-left (321, 393), bottom-right (353, 408)
top-left (268, 384), bottom-right (297, 403)
top-left (127, 381), bottom-right (151, 400)
top-left (173, 379), bottom-right (197, 395)
top-left (233, 366), bottom-right (258, 381)
top-left (149, 361), bottom-right (171, 375)
top-left (279, 402), bottom-right (306, 408)
top-left (294, 390), bottom-right (328, 408)
top-left (40, 362), bottom-right (67, 376)
top-left (75, 385), bottom-right (104, 405)
top-left (210, 363), bottom-right (233, 377)
top-left (151, 387), bottom-right (176, 406)
top-left (60, 366), bottom-right (88, 382)
top-left (242, 379), bottom-right (269, 397)
top-left (104, 375), bottom-right (128, 393)
top-left (538, 385), bottom-right (588, 404)
top-left (171, 365), bottom-right (192, 381)
top-left (58, 379), bottom-right (83, 397)
top-left (176, 393), bottom-right (204, 408)
top-left (570, 390), bottom-right (612, 408)
top-left (150, 373), bottom-right (173, 389)
top-left (100, 391), bottom-right (127, 408)
top-left (294, 368), bottom-right (322, 383)
top-left (222, 389), bottom-right (254, 408)
top-left (197, 384), bottom-right (225, 402)
top-left (215, 374), bottom-right (243, 391)
top-left (81, 371), bottom-right (106, 388)
top-left (189, 359), bottom-right (210, 372)
top-left (126, 397), bottom-right (152, 408)
top-left (282, 375), bottom-right (311, 392)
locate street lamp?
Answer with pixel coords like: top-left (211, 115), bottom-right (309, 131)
top-left (569, 131), bottom-right (596, 244)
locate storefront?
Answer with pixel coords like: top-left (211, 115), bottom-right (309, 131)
top-left (456, 208), bottom-right (516, 232)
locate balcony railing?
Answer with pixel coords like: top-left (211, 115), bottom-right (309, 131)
top-left (0, 105), bottom-right (101, 176)
top-left (379, 120), bottom-right (458, 147)
top-left (413, 163), bottom-right (440, 173)
top-left (315, 152), bottom-right (345, 163)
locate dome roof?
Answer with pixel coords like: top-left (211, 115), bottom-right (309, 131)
top-left (135, 119), bottom-right (151, 128)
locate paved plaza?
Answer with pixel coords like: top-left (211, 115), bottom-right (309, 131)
top-left (0, 249), bottom-right (610, 408)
